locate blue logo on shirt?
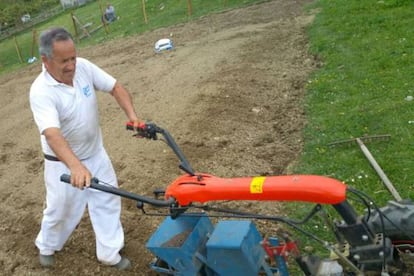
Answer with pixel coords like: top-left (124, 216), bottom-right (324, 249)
top-left (82, 85), bottom-right (91, 97)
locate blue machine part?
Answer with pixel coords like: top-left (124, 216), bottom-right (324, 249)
top-left (146, 216), bottom-right (289, 275)
top-left (146, 213), bottom-right (214, 275)
top-left (206, 220), bottom-right (269, 275)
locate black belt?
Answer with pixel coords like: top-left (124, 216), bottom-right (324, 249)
top-left (44, 154), bottom-right (60, 162)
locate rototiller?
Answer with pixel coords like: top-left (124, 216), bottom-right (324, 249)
top-left (61, 122), bottom-right (414, 275)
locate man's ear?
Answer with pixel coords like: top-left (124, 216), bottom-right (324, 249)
top-left (41, 55), bottom-right (49, 69)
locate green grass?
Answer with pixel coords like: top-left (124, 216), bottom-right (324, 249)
top-left (0, 0), bottom-right (264, 74)
top-left (298, 0), bottom-right (414, 203)
top-left (283, 0), bottom-right (414, 263)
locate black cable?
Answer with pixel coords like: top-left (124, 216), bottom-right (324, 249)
top-left (346, 189), bottom-right (372, 220)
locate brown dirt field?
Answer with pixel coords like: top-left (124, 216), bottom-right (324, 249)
top-left (0, 0), bottom-right (317, 275)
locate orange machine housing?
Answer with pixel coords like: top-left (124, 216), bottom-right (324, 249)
top-left (165, 174), bottom-right (347, 206)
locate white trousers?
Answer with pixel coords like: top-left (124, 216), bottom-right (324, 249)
top-left (35, 148), bottom-right (124, 265)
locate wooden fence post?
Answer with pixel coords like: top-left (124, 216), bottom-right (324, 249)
top-left (13, 36), bottom-right (24, 63)
top-left (31, 28), bottom-right (37, 58)
top-left (98, 0), bottom-right (109, 34)
top-left (187, 0), bottom-right (193, 17)
top-left (142, 0), bottom-right (148, 24)
top-left (70, 12), bottom-right (80, 42)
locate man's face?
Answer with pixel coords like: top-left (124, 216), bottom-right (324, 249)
top-left (42, 39), bottom-right (76, 86)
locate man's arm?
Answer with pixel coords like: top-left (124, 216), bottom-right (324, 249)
top-left (43, 127), bottom-right (91, 189)
top-left (110, 82), bottom-right (144, 128)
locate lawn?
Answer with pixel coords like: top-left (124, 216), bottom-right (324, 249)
top-left (299, 0), bottom-right (414, 204)
top-left (283, 0), bottom-right (414, 257)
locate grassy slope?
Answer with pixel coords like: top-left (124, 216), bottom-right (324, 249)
top-left (280, 0), bottom-right (414, 261)
top-left (298, 0), bottom-right (414, 205)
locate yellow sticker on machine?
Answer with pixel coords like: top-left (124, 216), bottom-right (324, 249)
top-left (250, 177), bottom-right (265, 193)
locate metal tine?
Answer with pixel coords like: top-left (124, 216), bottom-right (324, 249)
top-left (328, 134), bottom-right (391, 147)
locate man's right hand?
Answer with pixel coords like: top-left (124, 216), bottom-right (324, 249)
top-left (69, 164), bottom-right (92, 189)
top-left (43, 127), bottom-right (92, 190)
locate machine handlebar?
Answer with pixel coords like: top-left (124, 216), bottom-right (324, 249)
top-left (126, 122), bottom-right (195, 175)
top-left (60, 174), bottom-right (176, 207)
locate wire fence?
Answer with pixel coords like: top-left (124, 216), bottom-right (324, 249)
top-left (0, 0), bottom-right (260, 73)
top-left (0, 0), bottom-right (98, 70)
top-left (0, 0), bottom-right (99, 42)
top-left (0, 6), bottom-right (63, 42)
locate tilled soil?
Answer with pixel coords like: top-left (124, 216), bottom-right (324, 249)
top-left (0, 0), bottom-right (317, 274)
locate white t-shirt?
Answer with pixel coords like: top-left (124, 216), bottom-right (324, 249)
top-left (30, 57), bottom-right (116, 160)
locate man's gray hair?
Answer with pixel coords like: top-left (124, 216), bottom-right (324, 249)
top-left (39, 27), bottom-right (74, 59)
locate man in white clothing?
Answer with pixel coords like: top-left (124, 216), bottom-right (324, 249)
top-left (29, 27), bottom-right (143, 270)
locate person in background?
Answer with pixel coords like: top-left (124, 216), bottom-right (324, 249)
top-left (104, 3), bottom-right (117, 23)
top-left (29, 27), bottom-right (143, 270)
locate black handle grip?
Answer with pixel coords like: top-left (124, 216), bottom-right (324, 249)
top-left (60, 174), bottom-right (71, 183)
